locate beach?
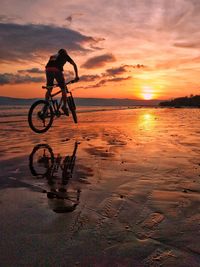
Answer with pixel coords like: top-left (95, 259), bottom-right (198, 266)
top-left (0, 107), bottom-right (200, 267)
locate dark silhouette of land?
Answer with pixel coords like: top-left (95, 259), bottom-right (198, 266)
top-left (2, 95), bottom-right (200, 108)
top-left (0, 96), bottom-right (161, 106)
top-left (159, 95), bottom-right (200, 107)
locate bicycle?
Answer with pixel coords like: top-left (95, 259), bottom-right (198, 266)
top-left (29, 142), bottom-right (80, 212)
top-left (28, 79), bottom-right (78, 133)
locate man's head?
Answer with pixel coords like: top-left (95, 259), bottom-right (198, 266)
top-left (58, 48), bottom-right (67, 55)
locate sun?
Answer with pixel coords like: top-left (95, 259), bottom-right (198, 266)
top-left (141, 86), bottom-right (154, 100)
top-left (143, 93), bottom-right (153, 100)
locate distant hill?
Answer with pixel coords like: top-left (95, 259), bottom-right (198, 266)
top-left (0, 96), bottom-right (37, 105)
top-left (159, 95), bottom-right (200, 107)
top-left (0, 96), bottom-right (161, 106)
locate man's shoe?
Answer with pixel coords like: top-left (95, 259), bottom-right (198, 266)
top-left (62, 106), bottom-right (69, 116)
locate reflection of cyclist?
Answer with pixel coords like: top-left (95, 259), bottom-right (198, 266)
top-left (45, 49), bottom-right (79, 115)
top-left (47, 189), bottom-right (81, 213)
top-left (29, 142), bottom-right (80, 213)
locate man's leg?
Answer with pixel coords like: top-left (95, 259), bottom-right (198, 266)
top-left (45, 71), bottom-right (54, 100)
top-left (55, 71), bottom-right (68, 115)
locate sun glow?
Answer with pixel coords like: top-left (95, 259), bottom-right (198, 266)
top-left (141, 86), bottom-right (154, 100)
top-left (143, 93), bottom-right (153, 100)
top-left (138, 112), bottom-right (155, 132)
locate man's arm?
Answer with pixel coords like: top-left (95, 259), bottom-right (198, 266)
top-left (71, 61), bottom-right (79, 81)
top-left (68, 56), bottom-right (79, 81)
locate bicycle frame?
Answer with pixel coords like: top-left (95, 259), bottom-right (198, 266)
top-left (47, 90), bottom-right (63, 116)
top-left (43, 80), bottom-right (74, 116)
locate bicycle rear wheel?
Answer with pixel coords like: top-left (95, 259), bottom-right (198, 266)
top-left (28, 100), bottom-right (54, 133)
top-left (67, 95), bottom-right (78, 123)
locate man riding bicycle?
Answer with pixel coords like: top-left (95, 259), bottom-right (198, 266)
top-left (45, 48), bottom-right (79, 115)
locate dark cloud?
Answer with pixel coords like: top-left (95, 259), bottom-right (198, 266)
top-left (65, 13), bottom-right (84, 24)
top-left (89, 37), bottom-right (105, 50)
top-left (0, 73), bottom-right (45, 85)
top-left (77, 76), bottom-right (132, 89)
top-left (173, 42), bottom-right (200, 49)
top-left (104, 66), bottom-right (128, 77)
top-left (80, 74), bottom-right (101, 82)
top-left (125, 64), bottom-right (145, 69)
top-left (95, 76), bottom-right (132, 87)
top-left (65, 15), bottom-right (73, 23)
top-left (78, 63), bottom-right (144, 85)
top-left (133, 64), bottom-right (145, 68)
top-left (18, 68), bottom-right (44, 74)
top-left (77, 63), bottom-right (143, 87)
top-left (0, 22), bottom-right (101, 63)
top-left (103, 64), bottom-right (145, 77)
top-left (81, 53), bottom-right (116, 69)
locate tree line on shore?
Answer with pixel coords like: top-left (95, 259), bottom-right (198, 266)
top-left (159, 95), bottom-right (200, 107)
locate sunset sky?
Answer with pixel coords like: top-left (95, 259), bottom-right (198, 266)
top-left (0, 0), bottom-right (200, 100)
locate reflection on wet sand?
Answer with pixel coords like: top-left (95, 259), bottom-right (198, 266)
top-left (0, 108), bottom-right (200, 266)
top-left (29, 142), bottom-right (80, 213)
top-left (139, 112), bottom-right (155, 131)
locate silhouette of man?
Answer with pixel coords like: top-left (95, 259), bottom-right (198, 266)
top-left (45, 49), bottom-right (79, 115)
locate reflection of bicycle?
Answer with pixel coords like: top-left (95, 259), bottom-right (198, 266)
top-left (29, 142), bottom-right (80, 213)
top-left (28, 80), bottom-right (78, 134)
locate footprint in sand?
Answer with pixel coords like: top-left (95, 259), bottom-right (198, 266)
top-left (69, 212), bottom-right (89, 240)
top-left (97, 197), bottom-right (117, 219)
top-left (144, 248), bottom-right (176, 266)
top-left (136, 212), bottom-right (165, 240)
top-left (142, 212), bottom-right (165, 229)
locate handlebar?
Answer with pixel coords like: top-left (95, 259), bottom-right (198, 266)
top-left (66, 79), bottom-right (79, 85)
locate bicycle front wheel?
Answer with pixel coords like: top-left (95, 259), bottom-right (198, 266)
top-left (29, 143), bottom-right (54, 177)
top-left (28, 100), bottom-right (54, 133)
top-left (67, 96), bottom-right (78, 123)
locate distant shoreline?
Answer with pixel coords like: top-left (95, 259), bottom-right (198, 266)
top-left (0, 96), bottom-right (161, 107)
top-left (1, 95), bottom-right (200, 108)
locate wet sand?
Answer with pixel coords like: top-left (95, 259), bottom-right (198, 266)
top-left (0, 108), bottom-right (200, 266)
